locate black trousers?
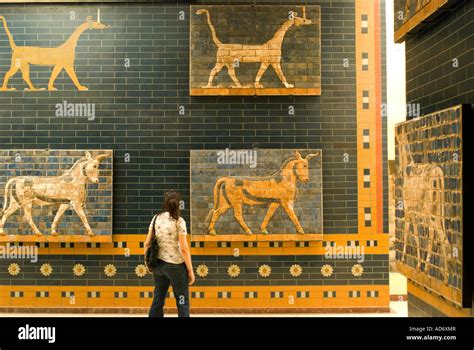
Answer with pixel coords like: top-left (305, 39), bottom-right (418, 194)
top-left (149, 259), bottom-right (190, 317)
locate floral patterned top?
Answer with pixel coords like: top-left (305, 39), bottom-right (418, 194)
top-left (148, 212), bottom-right (187, 264)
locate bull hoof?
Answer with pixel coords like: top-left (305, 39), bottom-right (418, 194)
top-left (245, 231), bottom-right (253, 235)
top-left (0, 229), bottom-right (5, 235)
top-left (35, 231), bottom-right (43, 236)
top-left (51, 230), bottom-right (58, 236)
top-left (200, 84), bottom-right (223, 89)
top-left (86, 231), bottom-right (95, 237)
top-left (261, 229), bottom-right (268, 235)
top-left (209, 229), bottom-right (217, 236)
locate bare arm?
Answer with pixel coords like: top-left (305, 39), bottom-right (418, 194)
top-left (143, 215), bottom-right (156, 254)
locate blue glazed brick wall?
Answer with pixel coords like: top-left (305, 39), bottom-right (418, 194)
top-left (0, 252), bottom-right (388, 287)
top-left (0, 0), bottom-right (370, 235)
top-left (404, 0), bottom-right (473, 116)
top-left (0, 1), bottom-right (390, 310)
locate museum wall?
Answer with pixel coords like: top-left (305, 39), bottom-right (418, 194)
top-left (404, 0), bottom-right (473, 116)
top-left (394, 0), bottom-right (472, 316)
top-left (0, 0), bottom-right (388, 311)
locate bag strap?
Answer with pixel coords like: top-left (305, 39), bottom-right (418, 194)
top-left (151, 214), bottom-right (158, 240)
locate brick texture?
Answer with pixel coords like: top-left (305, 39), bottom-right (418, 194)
top-left (394, 106), bottom-right (463, 302)
top-left (190, 149), bottom-right (322, 235)
top-left (190, 5), bottom-right (321, 94)
top-left (404, 0), bottom-right (473, 116)
top-left (0, 0), bottom-right (389, 309)
top-left (0, 0), bottom-right (362, 235)
top-left (0, 149), bottom-right (113, 237)
top-left (0, 252), bottom-right (389, 287)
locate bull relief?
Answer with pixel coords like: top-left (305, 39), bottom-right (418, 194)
top-left (394, 105), bottom-right (465, 307)
top-left (0, 150), bottom-right (113, 242)
top-left (190, 149), bottom-right (323, 241)
top-left (190, 5), bottom-right (321, 96)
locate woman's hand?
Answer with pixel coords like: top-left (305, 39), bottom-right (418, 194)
top-left (187, 270), bottom-right (195, 285)
top-left (179, 233), bottom-right (195, 285)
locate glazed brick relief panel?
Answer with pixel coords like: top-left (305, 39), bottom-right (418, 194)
top-left (0, 150), bottom-right (113, 241)
top-left (394, 105), bottom-right (464, 306)
top-left (190, 5), bottom-right (321, 95)
top-left (393, 0), bottom-right (464, 42)
top-left (190, 149), bottom-right (322, 238)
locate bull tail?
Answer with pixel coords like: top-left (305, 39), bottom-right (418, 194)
top-left (204, 177), bottom-right (227, 223)
top-left (2, 178), bottom-right (15, 212)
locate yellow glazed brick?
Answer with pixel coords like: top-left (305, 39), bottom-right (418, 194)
top-left (0, 297), bottom-right (11, 306)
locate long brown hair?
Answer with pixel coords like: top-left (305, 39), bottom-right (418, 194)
top-left (162, 190), bottom-right (181, 221)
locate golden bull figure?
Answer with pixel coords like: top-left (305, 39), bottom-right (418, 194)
top-left (0, 151), bottom-right (109, 236)
top-left (206, 151), bottom-right (319, 235)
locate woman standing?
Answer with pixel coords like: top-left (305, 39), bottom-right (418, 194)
top-left (145, 190), bottom-right (195, 317)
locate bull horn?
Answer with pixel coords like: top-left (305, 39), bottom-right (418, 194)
top-left (85, 151), bottom-right (93, 160)
top-left (294, 150), bottom-right (303, 160)
top-left (97, 8), bottom-right (101, 23)
top-left (95, 153), bottom-right (109, 162)
top-left (305, 151), bottom-right (320, 160)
